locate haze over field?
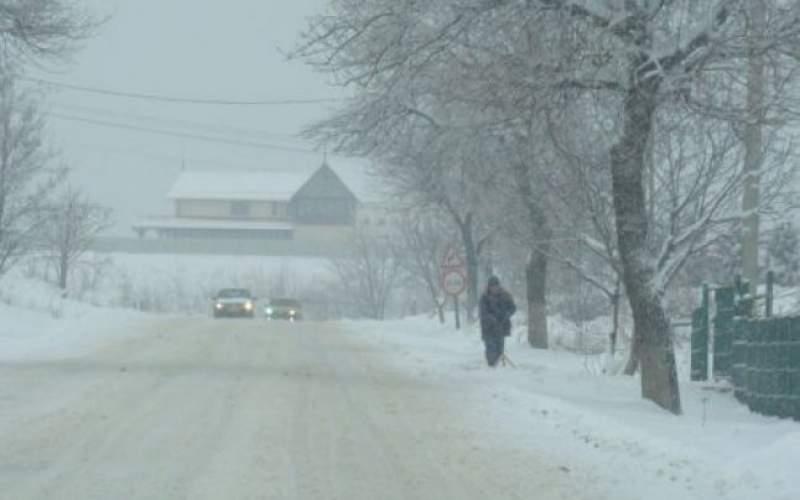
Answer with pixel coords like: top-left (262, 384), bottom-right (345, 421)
top-left (1, 2), bottom-right (799, 499)
top-left (35, 0), bottom-right (359, 235)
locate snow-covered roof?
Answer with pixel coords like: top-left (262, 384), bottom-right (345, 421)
top-left (167, 170), bottom-right (312, 202)
top-left (134, 217), bottom-right (294, 232)
top-left (166, 160), bottom-right (387, 204)
top-left (325, 158), bottom-right (387, 203)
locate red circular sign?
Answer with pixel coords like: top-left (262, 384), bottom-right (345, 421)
top-left (441, 269), bottom-right (467, 296)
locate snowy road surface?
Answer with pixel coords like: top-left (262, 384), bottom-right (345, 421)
top-left (0, 318), bottom-right (594, 500)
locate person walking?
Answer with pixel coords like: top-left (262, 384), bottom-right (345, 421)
top-left (479, 276), bottom-right (517, 367)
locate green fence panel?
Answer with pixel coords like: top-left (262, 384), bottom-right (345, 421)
top-left (714, 286), bottom-right (737, 378)
top-left (732, 318), bottom-right (750, 404)
top-left (692, 279), bottom-right (799, 420)
top-left (691, 306), bottom-right (709, 381)
top-left (733, 315), bottom-right (800, 421)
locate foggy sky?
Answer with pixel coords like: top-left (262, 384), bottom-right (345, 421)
top-left (32, 0), bottom-right (359, 235)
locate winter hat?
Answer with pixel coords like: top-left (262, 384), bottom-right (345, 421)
top-left (488, 276), bottom-right (500, 287)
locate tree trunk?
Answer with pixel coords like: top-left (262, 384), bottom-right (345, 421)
top-left (526, 246), bottom-right (549, 349)
top-left (436, 301), bottom-right (445, 324)
top-left (425, 275), bottom-right (446, 324)
top-left (610, 285), bottom-right (621, 357)
top-left (457, 213), bottom-right (480, 323)
top-left (513, 160), bottom-right (551, 349)
top-left (58, 251), bottom-right (68, 291)
top-left (629, 287), bottom-right (681, 413)
top-left (610, 66), bottom-right (682, 414)
top-left (623, 332), bottom-right (641, 375)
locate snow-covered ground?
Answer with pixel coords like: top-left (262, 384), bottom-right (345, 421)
top-left (2, 267), bottom-right (797, 499)
top-left (18, 253), bottom-right (333, 314)
top-left (344, 316), bottom-right (800, 500)
top-left (0, 275), bottom-right (156, 361)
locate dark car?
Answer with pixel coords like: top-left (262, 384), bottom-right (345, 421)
top-left (265, 298), bottom-right (303, 321)
top-left (212, 288), bottom-right (256, 318)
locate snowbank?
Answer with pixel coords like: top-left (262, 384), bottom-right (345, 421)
top-left (343, 316), bottom-right (799, 500)
top-left (0, 275), bottom-right (154, 361)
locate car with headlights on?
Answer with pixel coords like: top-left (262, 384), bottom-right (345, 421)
top-left (212, 288), bottom-right (256, 318)
top-left (265, 298), bottom-right (303, 321)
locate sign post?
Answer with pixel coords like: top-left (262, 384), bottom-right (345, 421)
top-left (454, 295), bottom-right (461, 331)
top-left (440, 247), bottom-right (467, 330)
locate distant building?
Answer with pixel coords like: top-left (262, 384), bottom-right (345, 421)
top-left (133, 162), bottom-right (359, 246)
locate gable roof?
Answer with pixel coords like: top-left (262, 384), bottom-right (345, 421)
top-left (167, 169), bottom-right (312, 202)
top-left (167, 160), bottom-right (379, 203)
top-left (291, 162), bottom-right (358, 202)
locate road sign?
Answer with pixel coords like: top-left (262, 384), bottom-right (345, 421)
top-left (441, 269), bottom-right (467, 296)
top-left (441, 247), bottom-right (465, 270)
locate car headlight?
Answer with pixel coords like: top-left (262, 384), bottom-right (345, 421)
top-left (215, 302), bottom-right (223, 309)
top-left (265, 307), bottom-right (273, 315)
top-left (244, 301), bottom-right (253, 311)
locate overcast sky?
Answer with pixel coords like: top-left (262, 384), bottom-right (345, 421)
top-left (30, 0), bottom-right (364, 235)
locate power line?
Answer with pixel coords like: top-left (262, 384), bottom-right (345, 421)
top-left (25, 76), bottom-right (344, 106)
top-left (48, 112), bottom-right (320, 154)
top-left (50, 102), bottom-right (307, 142)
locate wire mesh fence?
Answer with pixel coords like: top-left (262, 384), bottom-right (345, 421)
top-left (691, 273), bottom-right (800, 421)
top-left (732, 316), bottom-right (800, 420)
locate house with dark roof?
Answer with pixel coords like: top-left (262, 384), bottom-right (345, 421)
top-left (133, 162), bottom-right (359, 244)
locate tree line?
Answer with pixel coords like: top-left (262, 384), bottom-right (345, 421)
top-left (293, 0), bottom-right (800, 414)
top-left (0, 1), bottom-right (110, 294)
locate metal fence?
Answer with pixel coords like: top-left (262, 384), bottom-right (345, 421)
top-left (732, 316), bottom-right (800, 420)
top-left (690, 287), bottom-right (710, 382)
top-left (690, 272), bottom-right (799, 420)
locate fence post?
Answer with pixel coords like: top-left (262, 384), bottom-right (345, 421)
top-left (766, 270), bottom-right (775, 317)
top-left (706, 284), bottom-right (715, 381)
top-left (714, 285), bottom-right (739, 378)
top-left (691, 284), bottom-right (711, 382)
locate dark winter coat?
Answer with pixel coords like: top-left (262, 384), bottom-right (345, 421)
top-left (480, 288), bottom-right (517, 338)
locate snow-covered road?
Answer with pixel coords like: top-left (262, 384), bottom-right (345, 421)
top-left (0, 317), bottom-right (597, 500)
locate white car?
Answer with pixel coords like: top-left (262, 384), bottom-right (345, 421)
top-left (212, 289), bottom-right (256, 318)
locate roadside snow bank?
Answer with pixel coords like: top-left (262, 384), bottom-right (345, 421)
top-left (343, 316), bottom-right (799, 500)
top-left (0, 276), bottom-right (154, 361)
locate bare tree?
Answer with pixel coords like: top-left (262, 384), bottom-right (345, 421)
top-left (305, 106), bottom-right (499, 322)
top-left (0, 73), bottom-right (63, 278)
top-left (297, 0), bottom-right (800, 414)
top-left (0, 0), bottom-right (101, 280)
top-left (392, 209), bottom-right (452, 323)
top-left (330, 226), bottom-right (403, 320)
top-left (547, 91), bottom-right (793, 374)
top-left (42, 186), bottom-right (112, 292)
top-left (508, 1), bottom-right (800, 413)
top-left (0, 0), bottom-right (99, 66)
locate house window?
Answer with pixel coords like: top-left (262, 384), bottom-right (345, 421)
top-left (230, 201), bottom-right (251, 218)
top-left (294, 198), bottom-right (354, 225)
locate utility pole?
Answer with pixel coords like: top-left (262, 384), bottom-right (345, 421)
top-left (741, 0), bottom-right (766, 288)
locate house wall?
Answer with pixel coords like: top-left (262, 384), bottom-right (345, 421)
top-left (290, 165), bottom-right (358, 225)
top-left (293, 224), bottom-right (356, 247)
top-left (176, 200), bottom-right (289, 220)
top-left (177, 200), bottom-right (228, 218)
top-left (94, 236), bottom-right (350, 257)
top-left (291, 198), bottom-right (356, 225)
top-left (357, 203), bottom-right (398, 227)
top-left (251, 201), bottom-right (289, 219)
top-left (155, 228), bottom-right (293, 240)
